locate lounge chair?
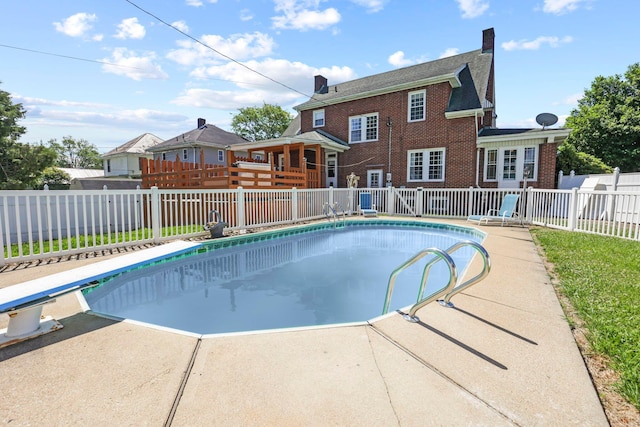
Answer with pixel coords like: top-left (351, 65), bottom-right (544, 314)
top-left (358, 192), bottom-right (378, 217)
top-left (467, 194), bottom-right (522, 226)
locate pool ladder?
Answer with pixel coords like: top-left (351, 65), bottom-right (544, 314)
top-left (382, 241), bottom-right (491, 322)
top-left (323, 202), bottom-right (346, 227)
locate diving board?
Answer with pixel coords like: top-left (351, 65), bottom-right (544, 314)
top-left (0, 240), bottom-right (202, 347)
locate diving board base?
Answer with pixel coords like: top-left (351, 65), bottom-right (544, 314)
top-left (0, 314), bottom-right (63, 349)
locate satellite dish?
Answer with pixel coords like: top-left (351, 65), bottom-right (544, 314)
top-left (536, 113), bottom-right (558, 129)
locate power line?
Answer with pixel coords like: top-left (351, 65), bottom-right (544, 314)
top-left (0, 43), bottom-right (144, 70)
top-left (124, 0), bottom-right (324, 104)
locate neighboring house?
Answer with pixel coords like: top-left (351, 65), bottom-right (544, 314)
top-left (146, 118), bottom-right (249, 165)
top-left (102, 133), bottom-right (164, 178)
top-left (294, 28), bottom-right (569, 189)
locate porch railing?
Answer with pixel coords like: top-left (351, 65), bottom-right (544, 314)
top-left (1, 186), bottom-right (639, 266)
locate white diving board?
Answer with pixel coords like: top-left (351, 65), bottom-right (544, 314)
top-left (0, 240), bottom-right (202, 347)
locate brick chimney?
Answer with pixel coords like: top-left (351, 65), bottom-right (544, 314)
top-left (482, 28), bottom-right (495, 53)
top-left (314, 75), bottom-right (328, 94)
top-left (197, 118), bottom-right (206, 128)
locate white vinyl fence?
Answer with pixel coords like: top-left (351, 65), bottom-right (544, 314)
top-left (1, 186), bottom-right (639, 266)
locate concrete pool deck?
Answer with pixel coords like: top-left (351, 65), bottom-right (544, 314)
top-left (0, 219), bottom-right (609, 426)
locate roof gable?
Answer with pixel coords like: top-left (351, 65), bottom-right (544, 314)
top-left (102, 133), bottom-right (163, 158)
top-left (295, 48), bottom-right (493, 113)
top-left (148, 123), bottom-right (248, 152)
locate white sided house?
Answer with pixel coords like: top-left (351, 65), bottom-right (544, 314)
top-left (102, 133), bottom-right (164, 178)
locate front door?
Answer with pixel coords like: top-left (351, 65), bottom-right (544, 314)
top-left (326, 152), bottom-right (337, 187)
top-left (367, 169), bottom-right (383, 188)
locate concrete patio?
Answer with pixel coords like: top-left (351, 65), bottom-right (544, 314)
top-left (0, 220), bottom-right (609, 426)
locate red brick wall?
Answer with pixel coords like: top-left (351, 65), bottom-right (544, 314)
top-left (300, 82), bottom-right (479, 188)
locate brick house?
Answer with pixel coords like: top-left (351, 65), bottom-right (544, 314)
top-left (294, 28), bottom-right (569, 189)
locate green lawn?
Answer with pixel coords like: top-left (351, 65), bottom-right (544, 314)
top-left (531, 228), bottom-right (640, 409)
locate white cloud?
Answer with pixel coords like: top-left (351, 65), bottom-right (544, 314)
top-left (101, 48), bottom-right (169, 81)
top-left (53, 13), bottom-right (97, 37)
top-left (439, 48), bottom-right (460, 58)
top-left (240, 9), bottom-right (254, 21)
top-left (502, 35), bottom-right (573, 51)
top-left (388, 51), bottom-right (415, 67)
top-left (190, 58), bottom-right (355, 93)
top-left (115, 17), bottom-right (146, 40)
top-left (455, 0), bottom-right (489, 19)
top-left (173, 58), bottom-right (356, 109)
top-left (171, 20), bottom-right (189, 33)
top-left (543, 0), bottom-right (588, 15)
top-left (167, 32), bottom-right (276, 66)
top-left (272, 0), bottom-right (341, 31)
top-left (186, 0), bottom-right (218, 6)
top-left (350, 0), bottom-right (387, 13)
top-left (555, 93), bottom-right (582, 105)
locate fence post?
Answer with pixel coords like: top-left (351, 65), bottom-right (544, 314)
top-left (387, 186), bottom-right (395, 215)
top-left (467, 187), bottom-right (475, 217)
top-left (0, 194), bottom-right (5, 267)
top-left (415, 187), bottom-right (424, 217)
top-left (328, 185), bottom-right (334, 206)
top-left (151, 186), bottom-right (161, 243)
top-left (291, 187), bottom-right (298, 223)
top-left (525, 187), bottom-right (533, 223)
top-left (567, 187), bottom-right (578, 231)
top-left (236, 186), bottom-right (246, 231)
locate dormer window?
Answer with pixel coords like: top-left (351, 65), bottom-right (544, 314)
top-left (408, 90), bottom-right (426, 122)
top-left (313, 109), bottom-right (325, 127)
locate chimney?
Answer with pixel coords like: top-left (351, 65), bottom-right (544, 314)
top-left (197, 118), bottom-right (206, 128)
top-left (314, 75), bottom-right (328, 94)
top-left (482, 28), bottom-right (495, 53)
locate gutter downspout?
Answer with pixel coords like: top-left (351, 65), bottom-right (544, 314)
top-left (475, 111), bottom-right (480, 187)
top-left (387, 117), bottom-right (393, 186)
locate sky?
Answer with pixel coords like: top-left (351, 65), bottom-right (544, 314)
top-left (1, 0), bottom-right (638, 154)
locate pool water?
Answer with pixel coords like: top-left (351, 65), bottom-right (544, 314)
top-left (83, 222), bottom-right (483, 335)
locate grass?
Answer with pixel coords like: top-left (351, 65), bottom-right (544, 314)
top-left (530, 228), bottom-right (640, 410)
top-left (4, 225), bottom-right (205, 257)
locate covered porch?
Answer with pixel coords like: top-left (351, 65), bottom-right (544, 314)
top-left (229, 130), bottom-right (349, 189)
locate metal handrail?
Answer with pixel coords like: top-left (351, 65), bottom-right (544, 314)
top-left (323, 202), bottom-right (346, 227)
top-left (438, 241), bottom-right (491, 307)
top-left (381, 240), bottom-right (491, 322)
top-left (382, 248), bottom-right (458, 319)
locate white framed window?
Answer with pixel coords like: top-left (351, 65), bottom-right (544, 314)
top-left (483, 146), bottom-right (539, 183)
top-left (313, 109), bottom-right (325, 128)
top-left (349, 113), bottom-right (378, 143)
top-left (161, 152), bottom-right (167, 161)
top-left (485, 149), bottom-right (497, 181)
top-left (407, 148), bottom-right (445, 182)
top-left (503, 149), bottom-right (517, 180)
top-left (408, 89), bottom-right (426, 122)
top-left (217, 149), bottom-right (224, 162)
top-left (182, 149), bottom-right (188, 161)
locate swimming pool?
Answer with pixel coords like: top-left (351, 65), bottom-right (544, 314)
top-left (82, 220), bottom-right (485, 335)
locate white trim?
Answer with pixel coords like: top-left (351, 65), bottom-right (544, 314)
top-left (406, 147), bottom-right (446, 182)
top-left (313, 109), bottom-right (325, 128)
top-left (408, 89), bottom-right (426, 122)
top-left (296, 73), bottom-right (461, 111)
top-left (349, 112), bottom-right (379, 144)
top-left (445, 108), bottom-right (484, 119)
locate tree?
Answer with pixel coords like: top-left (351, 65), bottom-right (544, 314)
top-left (49, 136), bottom-right (102, 169)
top-left (38, 167), bottom-right (71, 189)
top-left (0, 82), bottom-right (56, 189)
top-left (230, 103), bottom-right (293, 141)
top-left (565, 63), bottom-right (640, 172)
top-left (556, 141), bottom-right (613, 175)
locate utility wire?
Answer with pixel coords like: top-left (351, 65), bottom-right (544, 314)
top-left (0, 43), bottom-right (144, 70)
top-left (124, 0), bottom-right (325, 104)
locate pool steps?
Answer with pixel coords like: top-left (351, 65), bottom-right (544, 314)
top-left (382, 241), bottom-right (491, 322)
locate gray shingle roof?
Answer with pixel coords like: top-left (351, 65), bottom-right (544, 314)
top-left (295, 49), bottom-right (492, 113)
top-left (147, 123), bottom-right (248, 152)
top-left (102, 133), bottom-right (164, 158)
